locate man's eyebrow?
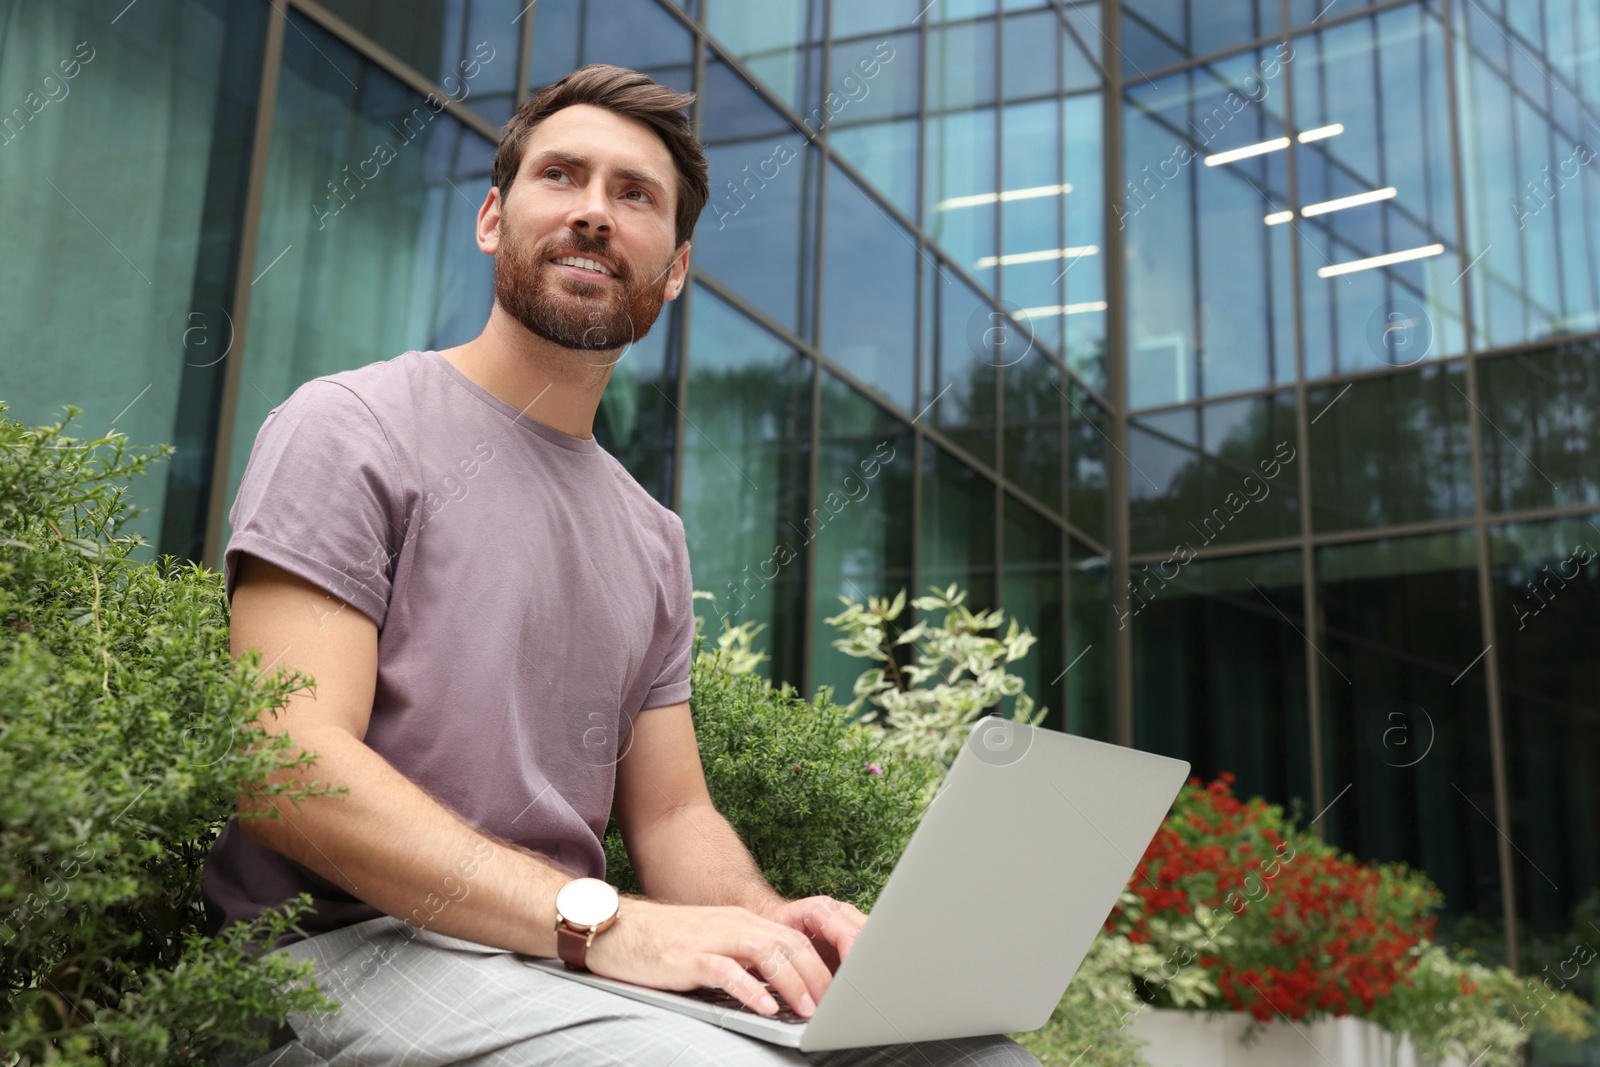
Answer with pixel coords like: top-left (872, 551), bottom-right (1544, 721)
top-left (529, 150), bottom-right (670, 199)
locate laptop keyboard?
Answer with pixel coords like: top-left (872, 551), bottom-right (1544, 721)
top-left (677, 984), bottom-right (808, 1024)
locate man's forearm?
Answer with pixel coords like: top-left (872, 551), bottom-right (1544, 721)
top-left (631, 802), bottom-right (786, 915)
top-left (243, 723), bottom-right (576, 956)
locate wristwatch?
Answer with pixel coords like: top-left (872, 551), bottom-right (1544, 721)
top-left (553, 877), bottom-right (620, 971)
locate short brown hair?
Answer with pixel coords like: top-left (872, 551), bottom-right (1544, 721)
top-left (491, 65), bottom-right (709, 248)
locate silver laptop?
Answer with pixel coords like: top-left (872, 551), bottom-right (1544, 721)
top-left (525, 718), bottom-right (1189, 1052)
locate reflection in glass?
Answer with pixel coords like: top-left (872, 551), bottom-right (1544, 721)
top-left (705, 0), bottom-right (822, 114)
top-left (1062, 92), bottom-right (1107, 390)
top-left (226, 13), bottom-right (496, 531)
top-left (1131, 551), bottom-right (1311, 809)
top-left (809, 373), bottom-right (914, 704)
top-left (925, 106), bottom-right (996, 282)
top-left (821, 162), bottom-right (917, 414)
top-left (1121, 0), bottom-right (1279, 70)
top-left (594, 301), bottom-right (679, 507)
top-left (1307, 363), bottom-right (1472, 533)
top-left (1488, 515), bottom-right (1600, 1020)
top-left (1457, 0), bottom-right (1600, 350)
top-left (316, 0), bottom-right (520, 124)
top-left (827, 30), bottom-right (920, 218)
top-left (530, 0), bottom-right (693, 93)
top-left (0, 0), bottom-right (251, 558)
top-left (920, 441), bottom-right (997, 610)
top-left (1067, 537), bottom-right (1110, 741)
top-left (1479, 338), bottom-right (1600, 514)
top-left (1295, 6), bottom-right (1463, 379)
top-left (1003, 353), bottom-right (1063, 514)
top-left (679, 286), bottom-right (809, 686)
top-left (928, 268), bottom-right (997, 467)
top-left (1128, 393), bottom-right (1299, 554)
top-left (1003, 494), bottom-right (1063, 731)
top-left (1316, 532), bottom-right (1504, 961)
top-left (1066, 382), bottom-right (1109, 544)
top-left (999, 98), bottom-right (1065, 358)
top-left (1123, 47), bottom-right (1294, 408)
top-left (697, 60), bottom-right (814, 335)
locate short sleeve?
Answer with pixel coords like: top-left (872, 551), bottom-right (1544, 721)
top-left (224, 380), bottom-right (406, 628)
top-left (640, 511), bottom-right (694, 710)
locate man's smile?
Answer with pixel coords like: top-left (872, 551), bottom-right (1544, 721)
top-left (550, 254), bottom-right (617, 279)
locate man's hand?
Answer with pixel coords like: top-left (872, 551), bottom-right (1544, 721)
top-left (757, 895), bottom-right (868, 974)
top-left (584, 898), bottom-right (837, 1018)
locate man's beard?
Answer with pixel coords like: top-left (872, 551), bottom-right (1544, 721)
top-left (493, 223), bottom-right (670, 354)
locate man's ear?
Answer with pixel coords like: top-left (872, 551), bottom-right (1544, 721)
top-left (663, 241), bottom-right (691, 300)
top-left (476, 187), bottom-right (504, 254)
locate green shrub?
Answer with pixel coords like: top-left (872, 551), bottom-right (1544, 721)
top-left (0, 405), bottom-right (333, 1065)
top-left (602, 625), bottom-right (941, 910)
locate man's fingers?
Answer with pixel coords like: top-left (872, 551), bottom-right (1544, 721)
top-left (800, 897), bottom-right (867, 961)
top-left (747, 927), bottom-right (827, 1016)
top-left (707, 956), bottom-right (779, 1015)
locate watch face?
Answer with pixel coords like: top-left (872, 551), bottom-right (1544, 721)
top-left (556, 878), bottom-right (619, 927)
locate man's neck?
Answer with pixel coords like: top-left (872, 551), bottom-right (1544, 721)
top-left (439, 306), bottom-right (619, 440)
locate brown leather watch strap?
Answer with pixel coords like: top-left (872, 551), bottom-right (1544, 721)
top-left (556, 921), bottom-right (592, 970)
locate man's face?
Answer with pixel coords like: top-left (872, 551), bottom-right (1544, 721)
top-left (486, 103), bottom-right (689, 354)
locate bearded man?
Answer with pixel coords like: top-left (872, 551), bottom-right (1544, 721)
top-left (206, 63), bottom-right (1038, 1067)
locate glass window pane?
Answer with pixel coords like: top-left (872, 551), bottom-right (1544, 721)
top-left (928, 12), bottom-right (997, 115)
top-left (315, 0), bottom-right (521, 124)
top-left (680, 286), bottom-right (810, 686)
top-left (1295, 7), bottom-right (1464, 380)
top-left (928, 270), bottom-right (998, 467)
top-left (0, 0), bottom-right (253, 558)
top-left (594, 302), bottom-right (679, 506)
top-left (1122, 0), bottom-right (1280, 69)
top-left (531, 0), bottom-right (693, 93)
top-left (1479, 338), bottom-right (1600, 514)
top-left (1066, 381), bottom-right (1109, 545)
top-left (1124, 48), bottom-right (1294, 408)
top-left (1307, 363), bottom-right (1473, 533)
top-left (697, 61), bottom-right (815, 335)
top-left (1128, 393), bottom-right (1300, 553)
top-left (826, 29), bottom-right (920, 218)
top-left (224, 13), bottom-right (497, 531)
top-left (1062, 92), bottom-right (1106, 390)
top-left (705, 0), bottom-right (822, 114)
top-left (831, 0), bottom-right (924, 40)
top-left (1002, 10), bottom-right (1057, 100)
top-left (1003, 354), bottom-right (1063, 514)
top-left (1131, 551), bottom-right (1312, 809)
top-left (1489, 515), bottom-right (1600, 983)
top-left (999, 98), bottom-right (1065, 357)
top-left (920, 441), bottom-right (997, 609)
top-left (821, 163), bottom-right (917, 414)
top-left (808, 373), bottom-right (914, 702)
top-left (1067, 537), bottom-right (1110, 741)
top-left (925, 106), bottom-right (996, 281)
top-left (1316, 531), bottom-right (1505, 961)
top-left (1002, 495), bottom-right (1063, 730)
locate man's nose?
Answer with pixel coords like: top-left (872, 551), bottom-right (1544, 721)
top-left (567, 180), bottom-right (614, 236)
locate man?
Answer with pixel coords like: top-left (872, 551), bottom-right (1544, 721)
top-left (208, 64), bottom-right (1039, 1066)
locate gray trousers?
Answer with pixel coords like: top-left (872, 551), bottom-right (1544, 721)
top-left (235, 916), bottom-right (1041, 1066)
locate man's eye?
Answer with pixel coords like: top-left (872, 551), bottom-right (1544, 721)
top-left (543, 168), bottom-right (568, 182)
top-left (623, 189), bottom-right (649, 202)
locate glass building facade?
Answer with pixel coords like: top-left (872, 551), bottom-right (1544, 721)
top-left (3, 0), bottom-right (1598, 1047)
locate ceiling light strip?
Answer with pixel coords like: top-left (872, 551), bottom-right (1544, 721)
top-left (1317, 243), bottom-right (1445, 278)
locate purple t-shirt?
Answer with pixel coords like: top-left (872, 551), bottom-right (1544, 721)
top-left (202, 350), bottom-right (695, 941)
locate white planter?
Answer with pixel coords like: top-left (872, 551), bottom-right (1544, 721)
top-left (1128, 1008), bottom-right (1468, 1067)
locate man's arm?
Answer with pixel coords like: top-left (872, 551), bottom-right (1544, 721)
top-left (231, 553), bottom-right (575, 957)
top-left (231, 554), bottom-right (833, 1017)
top-left (613, 703), bottom-right (869, 970)
top-left (611, 702), bottom-right (785, 914)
